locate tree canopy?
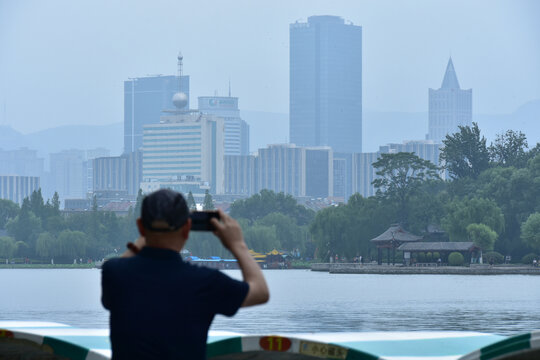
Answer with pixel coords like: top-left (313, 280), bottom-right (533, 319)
top-left (372, 152), bottom-right (440, 222)
top-left (203, 190), bottom-right (214, 210)
top-left (521, 213), bottom-right (540, 252)
top-left (230, 189), bottom-right (315, 226)
top-left (489, 129), bottom-right (529, 168)
top-left (440, 123), bottom-right (490, 179)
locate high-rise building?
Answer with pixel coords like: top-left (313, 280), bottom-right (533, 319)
top-left (93, 151), bottom-right (142, 197)
top-left (0, 148), bottom-right (44, 178)
top-left (49, 149), bottom-right (86, 202)
top-left (379, 140), bottom-right (442, 170)
top-left (84, 148), bottom-right (110, 195)
top-left (224, 155), bottom-right (256, 196)
top-left (333, 152), bottom-right (353, 201)
top-left (124, 54), bottom-right (190, 153)
top-left (93, 156), bottom-right (128, 192)
top-left (198, 96), bottom-right (249, 156)
top-left (305, 147), bottom-right (333, 198)
top-left (141, 109), bottom-right (225, 195)
top-left (290, 15), bottom-right (362, 153)
top-left (224, 144), bottom-right (333, 198)
top-left (427, 58), bottom-right (472, 143)
top-left (0, 176), bottom-right (40, 205)
top-left (352, 152), bottom-right (380, 198)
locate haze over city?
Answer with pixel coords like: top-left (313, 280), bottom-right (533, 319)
top-left (3, 2), bottom-right (540, 350)
top-left (1, 0), bottom-right (539, 153)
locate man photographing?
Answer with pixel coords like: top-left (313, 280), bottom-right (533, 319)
top-left (101, 189), bottom-right (269, 359)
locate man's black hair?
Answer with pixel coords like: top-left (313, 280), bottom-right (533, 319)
top-left (141, 189), bottom-right (189, 232)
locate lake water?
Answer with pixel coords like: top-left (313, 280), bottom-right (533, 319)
top-left (1, 269), bottom-right (539, 336)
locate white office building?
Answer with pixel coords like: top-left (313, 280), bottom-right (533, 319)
top-left (198, 96), bottom-right (249, 156)
top-left (142, 109), bottom-right (225, 195)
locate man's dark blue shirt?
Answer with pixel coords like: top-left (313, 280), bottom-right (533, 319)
top-left (101, 247), bottom-right (249, 360)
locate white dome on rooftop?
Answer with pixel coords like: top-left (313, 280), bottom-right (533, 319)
top-left (172, 92), bottom-right (188, 109)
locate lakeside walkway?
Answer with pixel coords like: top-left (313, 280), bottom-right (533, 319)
top-left (311, 263), bottom-right (540, 275)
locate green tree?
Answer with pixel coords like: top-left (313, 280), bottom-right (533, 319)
top-left (51, 192), bottom-right (61, 214)
top-left (521, 213), bottom-right (540, 252)
top-left (372, 152), bottom-right (439, 222)
top-left (134, 189), bottom-right (144, 218)
top-left (187, 191), bottom-right (196, 210)
top-left (406, 180), bottom-right (448, 235)
top-left (29, 189), bottom-right (45, 218)
top-left (230, 190), bottom-right (315, 226)
top-left (442, 197), bottom-right (504, 241)
top-left (35, 232), bottom-right (57, 259)
top-left (256, 212), bottom-right (305, 251)
top-left (243, 225), bottom-right (280, 253)
top-left (448, 252), bottom-right (464, 266)
top-left (440, 123), bottom-right (490, 179)
top-left (203, 190), bottom-right (214, 210)
top-left (489, 130), bottom-right (529, 168)
top-left (56, 230), bottom-right (87, 262)
top-left (0, 236), bottom-right (17, 259)
top-left (186, 231), bottom-right (231, 258)
top-left (6, 199), bottom-right (42, 252)
top-left (473, 165), bottom-right (538, 256)
top-left (0, 199), bottom-right (19, 229)
top-left (310, 205), bottom-right (353, 261)
top-left (466, 223), bottom-right (497, 251)
top-left (309, 194), bottom-right (397, 261)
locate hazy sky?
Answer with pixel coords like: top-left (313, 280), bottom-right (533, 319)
top-left (1, 0), bottom-right (539, 134)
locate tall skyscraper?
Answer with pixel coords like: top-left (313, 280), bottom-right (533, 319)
top-left (427, 58), bottom-right (472, 143)
top-left (198, 95), bottom-right (249, 156)
top-left (124, 54), bottom-right (190, 153)
top-left (289, 15), bottom-right (362, 153)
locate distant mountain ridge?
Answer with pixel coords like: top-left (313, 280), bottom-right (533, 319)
top-left (0, 99), bottom-right (538, 159)
top-left (0, 123), bottom-right (124, 158)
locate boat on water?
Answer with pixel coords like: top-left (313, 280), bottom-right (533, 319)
top-left (1, 321), bottom-right (539, 360)
top-left (185, 249), bottom-right (292, 270)
top-left (185, 256), bottom-right (240, 269)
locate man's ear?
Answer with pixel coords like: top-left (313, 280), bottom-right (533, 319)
top-left (181, 218), bottom-right (192, 240)
top-left (136, 218), bottom-right (146, 236)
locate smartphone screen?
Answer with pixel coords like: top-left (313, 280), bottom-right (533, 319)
top-left (190, 211), bottom-right (220, 231)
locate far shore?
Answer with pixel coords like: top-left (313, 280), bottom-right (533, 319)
top-left (312, 263), bottom-right (540, 275)
top-left (0, 263), bottom-right (98, 269)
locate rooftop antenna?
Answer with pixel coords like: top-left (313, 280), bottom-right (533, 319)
top-left (177, 51), bottom-right (184, 94)
top-left (228, 78), bottom-right (231, 97)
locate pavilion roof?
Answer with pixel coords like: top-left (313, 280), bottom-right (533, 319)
top-left (398, 242), bottom-right (479, 252)
top-left (371, 224), bottom-right (422, 243)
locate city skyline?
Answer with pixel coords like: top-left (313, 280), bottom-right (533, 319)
top-left (1, 0), bottom-right (539, 135)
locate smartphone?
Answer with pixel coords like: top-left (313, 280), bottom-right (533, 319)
top-left (190, 211), bottom-right (220, 231)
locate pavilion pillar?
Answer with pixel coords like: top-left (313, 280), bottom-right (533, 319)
top-left (377, 247), bottom-right (381, 265)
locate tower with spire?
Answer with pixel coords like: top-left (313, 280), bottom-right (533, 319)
top-left (427, 57), bottom-right (472, 143)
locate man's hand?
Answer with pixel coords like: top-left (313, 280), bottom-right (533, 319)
top-left (211, 210), bottom-right (245, 252)
top-left (211, 210), bottom-right (269, 307)
top-left (121, 236), bottom-right (146, 258)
